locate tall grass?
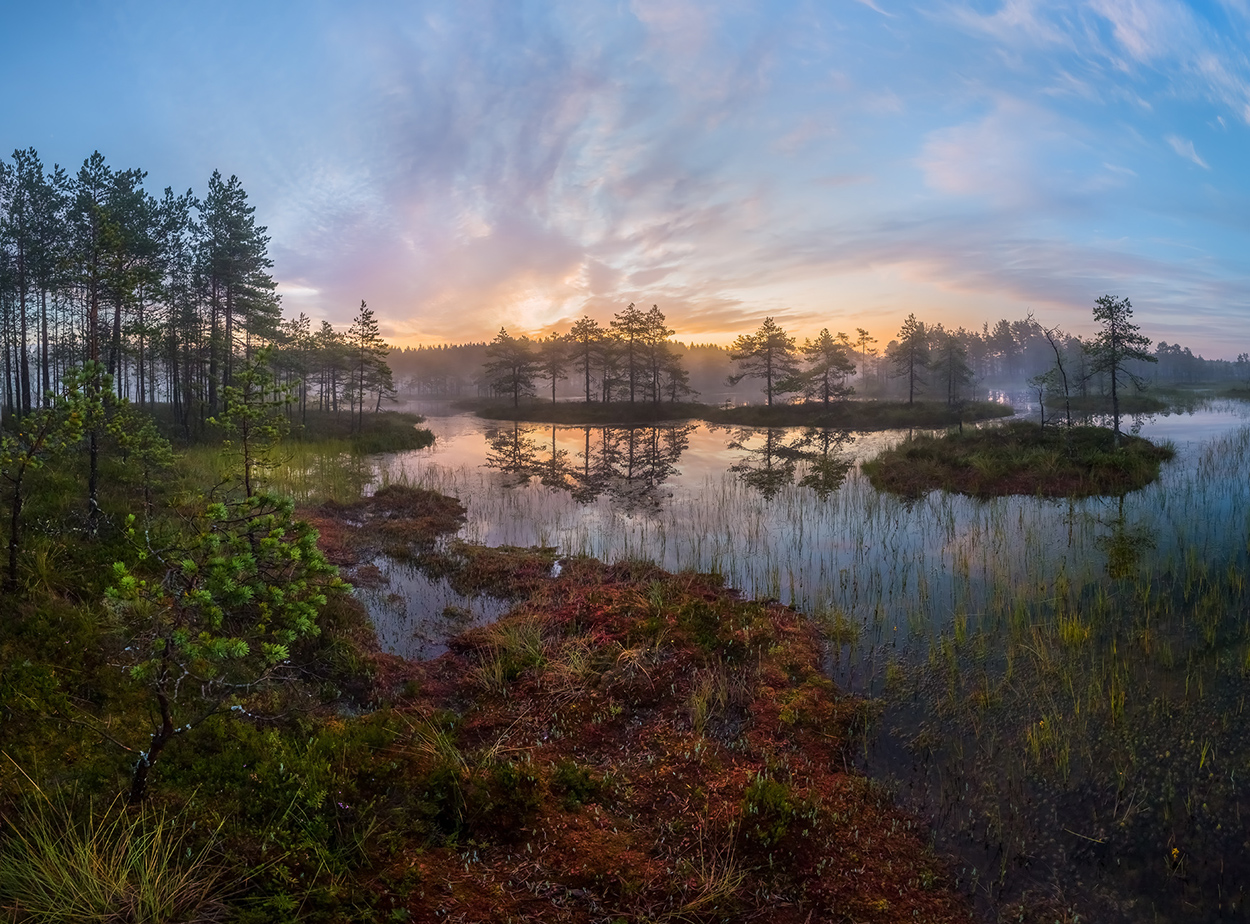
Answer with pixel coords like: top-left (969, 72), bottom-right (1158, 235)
top-left (0, 796), bottom-right (227, 923)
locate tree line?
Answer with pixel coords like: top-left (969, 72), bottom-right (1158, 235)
top-left (0, 147), bottom-right (395, 437)
top-left (476, 297), bottom-right (1242, 413)
top-left (482, 304), bottom-right (695, 407)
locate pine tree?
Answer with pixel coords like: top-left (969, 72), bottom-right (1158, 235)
top-left (199, 171), bottom-right (278, 412)
top-left (483, 328), bottom-right (538, 407)
top-left (728, 317), bottom-right (800, 406)
top-left (641, 305), bottom-right (676, 405)
top-left (568, 316), bottom-right (601, 402)
top-left (536, 332), bottom-right (569, 404)
top-left (609, 302), bottom-right (649, 404)
top-left (347, 300), bottom-right (389, 431)
top-left (794, 329), bottom-right (856, 406)
top-left (1087, 295), bottom-right (1157, 444)
top-left (67, 152), bottom-right (116, 531)
top-left (854, 327), bottom-right (878, 391)
top-left (932, 329), bottom-right (973, 407)
top-left (888, 313), bottom-right (929, 405)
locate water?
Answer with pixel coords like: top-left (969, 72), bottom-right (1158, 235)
top-left (354, 555), bottom-right (510, 660)
top-left (371, 396), bottom-right (1250, 921)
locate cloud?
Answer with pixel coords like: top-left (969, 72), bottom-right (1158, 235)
top-left (917, 98), bottom-right (1103, 209)
top-left (946, 0), bottom-right (1250, 123)
top-left (1165, 134), bottom-right (1210, 168)
top-left (32, 0), bottom-right (1243, 355)
top-left (851, 0), bottom-right (895, 17)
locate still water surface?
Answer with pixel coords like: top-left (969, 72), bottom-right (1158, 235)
top-left (369, 397), bottom-right (1250, 922)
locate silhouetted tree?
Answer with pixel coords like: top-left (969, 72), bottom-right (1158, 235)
top-left (1086, 295), bottom-right (1156, 444)
top-left (793, 329), bottom-right (855, 406)
top-left (728, 317), bottom-right (799, 407)
top-left (567, 316), bottom-right (601, 402)
top-left (610, 302), bottom-right (648, 403)
top-left (888, 313), bottom-right (928, 404)
top-left (536, 332), bottom-right (570, 404)
top-left (483, 328), bottom-right (538, 407)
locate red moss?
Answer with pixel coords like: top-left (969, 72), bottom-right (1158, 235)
top-left (366, 558), bottom-right (973, 924)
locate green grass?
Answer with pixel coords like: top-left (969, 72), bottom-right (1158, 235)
top-left (174, 410), bottom-right (435, 505)
top-left (1065, 393), bottom-right (1168, 416)
top-left (862, 420), bottom-right (1175, 498)
top-left (287, 409), bottom-right (435, 453)
top-left (0, 796), bottom-right (227, 923)
top-left (705, 399), bottom-right (1013, 429)
top-left (1215, 384), bottom-right (1250, 400)
top-left (464, 398), bottom-right (1013, 430)
top-left (145, 403), bottom-right (434, 453)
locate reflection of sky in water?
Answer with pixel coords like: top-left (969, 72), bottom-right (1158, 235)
top-left (378, 399), bottom-right (1250, 643)
top-left (355, 557), bottom-right (509, 660)
top-left (387, 398), bottom-right (1250, 917)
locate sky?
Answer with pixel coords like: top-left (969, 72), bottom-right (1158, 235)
top-left (2, 0), bottom-right (1249, 356)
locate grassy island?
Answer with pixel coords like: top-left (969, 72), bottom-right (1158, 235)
top-left (465, 398), bottom-right (1014, 430)
top-left (862, 420), bottom-right (1175, 498)
top-left (288, 409), bottom-right (436, 453)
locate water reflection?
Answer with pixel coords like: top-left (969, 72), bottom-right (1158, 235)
top-left (483, 422), bottom-right (859, 506)
top-left (1098, 494), bottom-right (1155, 580)
top-left (724, 426), bottom-right (856, 499)
top-left (484, 423), bottom-right (695, 512)
top-left (380, 404), bottom-right (1250, 920)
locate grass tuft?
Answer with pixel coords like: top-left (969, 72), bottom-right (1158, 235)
top-left (0, 796), bottom-right (227, 924)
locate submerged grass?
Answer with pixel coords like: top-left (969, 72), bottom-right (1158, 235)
top-left (862, 420), bottom-right (1175, 498)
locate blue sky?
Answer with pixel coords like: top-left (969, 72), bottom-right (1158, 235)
top-left (3, 0), bottom-right (1248, 355)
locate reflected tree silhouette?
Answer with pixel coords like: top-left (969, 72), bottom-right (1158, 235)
top-left (726, 428), bottom-right (801, 500)
top-left (484, 423), bottom-right (543, 486)
top-left (483, 423), bottom-right (694, 511)
top-left (794, 428), bottom-right (855, 499)
top-left (1098, 494), bottom-right (1155, 581)
top-left (725, 426), bottom-right (856, 500)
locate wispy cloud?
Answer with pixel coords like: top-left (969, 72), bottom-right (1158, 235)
top-left (8, 1), bottom-right (1247, 354)
top-left (1166, 134), bottom-right (1210, 168)
top-left (852, 0), bottom-right (896, 17)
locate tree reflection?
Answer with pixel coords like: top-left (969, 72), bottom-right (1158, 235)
top-left (1098, 494), bottom-right (1155, 581)
top-left (725, 426), bottom-right (855, 500)
top-left (482, 422), bottom-right (693, 511)
top-left (484, 423), bottom-right (543, 486)
top-left (794, 428), bottom-right (855, 499)
top-left (726, 428), bottom-right (801, 499)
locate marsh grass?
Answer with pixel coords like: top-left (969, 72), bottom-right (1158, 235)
top-left (863, 421), bottom-right (1175, 498)
top-left (466, 614), bottom-right (551, 693)
top-left (347, 411), bottom-right (1250, 918)
top-left (467, 397), bottom-right (1014, 430)
top-left (0, 795), bottom-right (227, 924)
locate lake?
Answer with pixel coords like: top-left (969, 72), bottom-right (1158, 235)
top-left (363, 396), bottom-right (1250, 922)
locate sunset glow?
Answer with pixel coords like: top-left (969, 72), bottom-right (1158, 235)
top-left (5, 0), bottom-right (1248, 353)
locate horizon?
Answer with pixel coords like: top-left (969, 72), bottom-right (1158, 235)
top-left (3, 1), bottom-right (1248, 360)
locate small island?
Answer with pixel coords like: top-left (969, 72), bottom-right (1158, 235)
top-left (463, 398), bottom-right (1014, 430)
top-left (862, 420), bottom-right (1175, 498)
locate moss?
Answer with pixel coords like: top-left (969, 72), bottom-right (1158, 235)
top-left (863, 421), bottom-right (1175, 498)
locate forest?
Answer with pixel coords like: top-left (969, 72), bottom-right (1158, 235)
top-left (0, 149), bottom-right (395, 439)
top-left (396, 309), bottom-right (1247, 406)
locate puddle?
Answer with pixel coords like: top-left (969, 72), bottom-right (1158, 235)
top-left (352, 556), bottom-right (510, 660)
